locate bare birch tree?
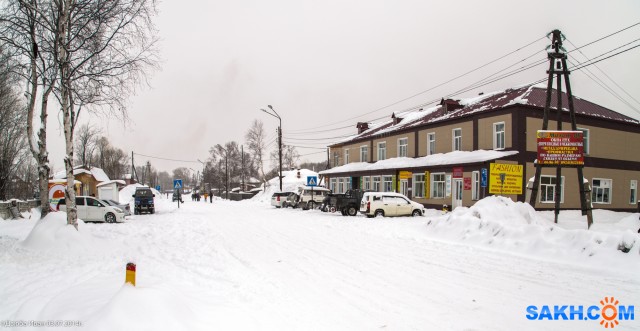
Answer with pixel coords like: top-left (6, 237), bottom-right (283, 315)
top-left (74, 123), bottom-right (100, 167)
top-left (0, 0), bottom-right (57, 216)
top-left (245, 119), bottom-right (268, 186)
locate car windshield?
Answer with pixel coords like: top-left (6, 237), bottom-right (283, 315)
top-left (136, 189), bottom-right (153, 197)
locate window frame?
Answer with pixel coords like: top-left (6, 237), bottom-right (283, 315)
top-left (427, 132), bottom-right (436, 155)
top-left (471, 171), bottom-right (480, 200)
top-left (431, 172), bottom-right (446, 199)
top-left (539, 175), bottom-right (565, 203)
top-left (360, 145), bottom-right (368, 162)
top-left (344, 149), bottom-right (350, 164)
top-left (333, 151), bottom-right (340, 167)
top-left (413, 174), bottom-right (425, 198)
top-left (382, 175), bottom-right (393, 192)
top-left (372, 176), bottom-right (381, 192)
top-left (629, 180), bottom-right (637, 205)
top-left (578, 127), bottom-right (590, 155)
top-left (493, 122), bottom-right (505, 150)
top-left (592, 178), bottom-right (612, 204)
top-left (452, 128), bottom-right (462, 151)
top-left (398, 137), bottom-right (408, 157)
top-left (377, 142), bottom-right (387, 161)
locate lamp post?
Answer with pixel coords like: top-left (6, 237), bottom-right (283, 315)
top-left (261, 105), bottom-right (282, 191)
top-left (218, 146), bottom-right (230, 200)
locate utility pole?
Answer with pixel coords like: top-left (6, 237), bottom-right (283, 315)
top-left (241, 145), bottom-right (245, 191)
top-left (529, 29), bottom-right (592, 228)
top-left (261, 105), bottom-right (283, 191)
top-left (146, 161), bottom-right (151, 186)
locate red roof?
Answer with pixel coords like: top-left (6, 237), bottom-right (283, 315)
top-left (335, 85), bottom-right (639, 145)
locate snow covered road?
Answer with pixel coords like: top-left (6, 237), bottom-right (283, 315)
top-left (1, 198), bottom-right (639, 330)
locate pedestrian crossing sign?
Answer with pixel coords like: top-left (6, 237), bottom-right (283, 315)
top-left (306, 176), bottom-right (318, 187)
top-left (174, 179), bottom-right (183, 189)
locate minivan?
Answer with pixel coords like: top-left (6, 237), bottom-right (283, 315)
top-left (360, 192), bottom-right (425, 218)
top-left (58, 196), bottom-right (126, 223)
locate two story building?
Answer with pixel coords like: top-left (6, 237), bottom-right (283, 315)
top-left (320, 84), bottom-right (640, 211)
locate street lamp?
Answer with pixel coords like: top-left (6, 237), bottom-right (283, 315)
top-left (261, 105), bottom-right (282, 191)
top-left (218, 146), bottom-right (230, 200)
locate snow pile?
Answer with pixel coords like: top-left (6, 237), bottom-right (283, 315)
top-left (425, 196), bottom-right (640, 266)
top-left (20, 212), bottom-right (106, 254)
top-left (251, 169), bottom-right (319, 204)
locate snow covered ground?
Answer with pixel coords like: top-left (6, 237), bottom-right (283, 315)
top-left (1, 191), bottom-right (639, 330)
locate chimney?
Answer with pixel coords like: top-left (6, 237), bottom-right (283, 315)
top-left (440, 98), bottom-right (463, 114)
top-left (356, 122), bottom-right (369, 134)
top-left (392, 112), bottom-right (403, 125)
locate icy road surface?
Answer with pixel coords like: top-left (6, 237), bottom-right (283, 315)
top-left (1, 199), bottom-right (638, 331)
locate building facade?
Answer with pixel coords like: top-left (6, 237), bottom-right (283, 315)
top-left (320, 85), bottom-right (640, 211)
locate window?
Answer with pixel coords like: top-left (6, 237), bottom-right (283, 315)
top-left (472, 171), bottom-right (480, 200)
top-left (333, 151), bottom-right (340, 167)
top-left (338, 177), bottom-right (345, 194)
top-left (398, 138), bottom-right (408, 157)
top-left (540, 176), bottom-right (564, 203)
top-left (413, 174), bottom-right (425, 198)
top-left (372, 176), bottom-right (381, 192)
top-left (493, 122), bottom-right (505, 150)
top-left (360, 146), bottom-right (368, 162)
top-left (592, 178), bottom-right (612, 204)
top-left (330, 178), bottom-right (337, 192)
top-left (630, 180), bottom-right (637, 205)
top-left (578, 128), bottom-right (590, 155)
top-left (427, 133), bottom-right (436, 155)
top-left (452, 128), bottom-right (462, 151)
top-left (363, 176), bottom-right (371, 191)
top-left (377, 142), bottom-right (386, 161)
top-left (75, 197), bottom-right (85, 206)
top-left (431, 173), bottom-right (446, 198)
top-left (344, 149), bottom-right (350, 164)
top-left (383, 176), bottom-right (394, 192)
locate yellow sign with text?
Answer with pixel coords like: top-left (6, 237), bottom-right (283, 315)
top-left (399, 171), bottom-right (413, 180)
top-left (489, 163), bottom-right (523, 195)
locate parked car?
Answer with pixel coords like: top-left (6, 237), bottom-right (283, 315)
top-left (360, 192), bottom-right (425, 218)
top-left (322, 189), bottom-right (366, 216)
top-left (270, 191), bottom-right (297, 208)
top-left (296, 186), bottom-right (330, 210)
top-left (132, 187), bottom-right (155, 215)
top-left (57, 196), bottom-right (126, 223)
top-left (103, 199), bottom-right (131, 216)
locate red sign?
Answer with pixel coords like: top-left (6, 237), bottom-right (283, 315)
top-left (453, 167), bottom-right (464, 178)
top-left (464, 177), bottom-right (472, 190)
top-left (537, 130), bottom-right (584, 166)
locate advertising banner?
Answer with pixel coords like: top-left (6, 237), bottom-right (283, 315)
top-left (489, 163), bottom-right (523, 195)
top-left (537, 130), bottom-right (584, 166)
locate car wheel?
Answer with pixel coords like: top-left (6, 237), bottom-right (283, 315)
top-left (412, 209), bottom-right (422, 217)
top-left (307, 201), bottom-right (316, 210)
top-left (374, 210), bottom-right (384, 218)
top-left (105, 212), bottom-right (116, 223)
top-left (150, 209), bottom-right (155, 214)
top-left (329, 206), bottom-right (336, 213)
top-left (366, 215), bottom-right (374, 218)
top-left (340, 209), bottom-right (347, 216)
top-left (134, 209), bottom-right (139, 215)
top-left (347, 205), bottom-right (358, 216)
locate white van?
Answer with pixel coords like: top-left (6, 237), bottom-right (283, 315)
top-left (359, 192), bottom-right (425, 218)
top-left (296, 186), bottom-right (330, 210)
top-left (57, 196), bottom-right (126, 223)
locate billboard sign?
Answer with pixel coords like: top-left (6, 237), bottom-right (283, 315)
top-left (537, 130), bottom-right (584, 166)
top-left (489, 163), bottom-right (523, 195)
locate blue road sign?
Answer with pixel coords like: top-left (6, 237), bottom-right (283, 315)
top-left (155, 185), bottom-right (161, 191)
top-left (173, 179), bottom-right (183, 189)
top-left (481, 168), bottom-right (488, 187)
top-left (306, 176), bottom-right (318, 187)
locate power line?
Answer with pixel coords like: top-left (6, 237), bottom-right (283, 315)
top-left (133, 152), bottom-right (200, 164)
top-left (288, 35), bottom-right (547, 133)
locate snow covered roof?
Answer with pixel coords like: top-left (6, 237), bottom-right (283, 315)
top-left (52, 166), bottom-right (110, 182)
top-left (96, 180), bottom-right (126, 187)
top-left (333, 85), bottom-right (640, 146)
top-left (319, 150), bottom-right (518, 175)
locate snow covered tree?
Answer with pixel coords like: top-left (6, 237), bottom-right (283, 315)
top-left (74, 123), bottom-right (100, 167)
top-left (245, 119), bottom-right (267, 186)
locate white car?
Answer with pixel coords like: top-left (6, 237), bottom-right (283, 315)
top-left (57, 196), bottom-right (126, 223)
top-left (296, 186), bottom-right (330, 210)
top-left (359, 192), bottom-right (425, 218)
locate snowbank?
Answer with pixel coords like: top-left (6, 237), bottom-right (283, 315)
top-left (425, 196), bottom-right (640, 267)
top-left (20, 212), bottom-right (106, 254)
top-left (251, 169), bottom-right (320, 204)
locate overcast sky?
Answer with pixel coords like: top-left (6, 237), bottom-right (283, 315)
top-left (46, 0), bottom-right (640, 175)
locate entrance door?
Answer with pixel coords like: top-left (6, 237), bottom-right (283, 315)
top-left (400, 179), bottom-right (408, 197)
top-left (452, 179), bottom-right (463, 209)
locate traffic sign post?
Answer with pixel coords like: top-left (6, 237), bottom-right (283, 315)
top-left (173, 179), bottom-right (183, 208)
top-left (307, 176), bottom-right (318, 207)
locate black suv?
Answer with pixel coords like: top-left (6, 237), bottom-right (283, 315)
top-left (132, 187), bottom-right (155, 215)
